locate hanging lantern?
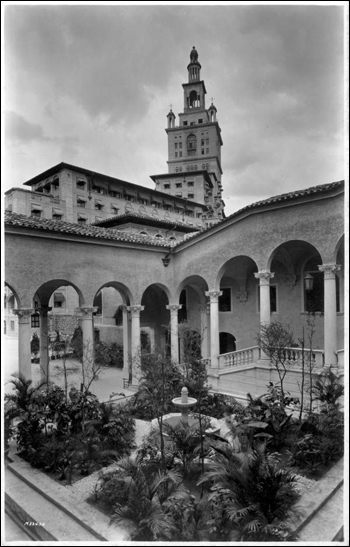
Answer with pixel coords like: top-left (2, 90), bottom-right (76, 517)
top-left (304, 272), bottom-right (314, 291)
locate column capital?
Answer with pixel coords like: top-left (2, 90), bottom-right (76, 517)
top-left (13, 308), bottom-right (34, 320)
top-left (166, 304), bottom-right (182, 313)
top-left (205, 290), bottom-right (222, 301)
top-left (318, 263), bottom-right (341, 279)
top-left (127, 305), bottom-right (145, 316)
top-left (254, 271), bottom-right (275, 285)
top-left (76, 306), bottom-right (98, 316)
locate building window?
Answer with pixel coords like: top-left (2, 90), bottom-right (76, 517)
top-left (183, 121), bottom-right (188, 126)
top-left (76, 180), bottom-right (85, 189)
top-left (187, 134), bottom-right (197, 155)
top-left (179, 142), bottom-right (182, 149)
top-left (188, 194), bottom-right (194, 199)
top-left (10, 321), bottom-right (15, 331)
top-left (175, 152), bottom-right (178, 158)
top-left (187, 181), bottom-right (194, 187)
top-left (175, 143), bottom-right (178, 149)
top-left (31, 209), bottom-right (42, 218)
top-left (155, 234), bottom-right (163, 239)
top-left (219, 288), bottom-right (232, 312)
top-left (164, 184), bottom-right (170, 189)
top-left (54, 292), bottom-right (65, 308)
top-left (179, 151), bottom-right (182, 157)
top-left (52, 214), bottom-right (62, 221)
top-left (31, 312), bottom-right (40, 328)
top-left (198, 119), bottom-right (203, 123)
top-left (111, 205), bottom-right (119, 214)
top-left (175, 183), bottom-right (182, 188)
top-left (78, 217), bottom-right (87, 225)
top-left (206, 148), bottom-right (209, 154)
top-left (77, 198), bottom-right (86, 208)
top-left (140, 231), bottom-right (148, 237)
top-left (95, 202), bottom-right (104, 211)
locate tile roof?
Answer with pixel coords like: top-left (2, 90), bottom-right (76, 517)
top-left (227, 180), bottom-right (344, 218)
top-left (174, 180), bottom-right (345, 245)
top-left (4, 212), bottom-right (177, 247)
top-left (92, 212), bottom-right (200, 232)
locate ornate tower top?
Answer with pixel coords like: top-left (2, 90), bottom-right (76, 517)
top-left (190, 46), bottom-right (199, 63)
top-left (187, 46), bottom-right (201, 82)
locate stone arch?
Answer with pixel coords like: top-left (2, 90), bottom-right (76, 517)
top-left (174, 275), bottom-right (209, 303)
top-left (93, 281), bottom-right (134, 307)
top-left (34, 279), bottom-right (85, 308)
top-left (4, 282), bottom-right (21, 308)
top-left (216, 255), bottom-right (258, 296)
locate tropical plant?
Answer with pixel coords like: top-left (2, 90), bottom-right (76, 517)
top-left (5, 373), bottom-right (43, 415)
top-left (164, 420), bottom-right (210, 478)
top-left (311, 367), bottom-right (344, 408)
top-left (110, 455), bottom-right (189, 541)
top-left (199, 441), bottom-right (300, 541)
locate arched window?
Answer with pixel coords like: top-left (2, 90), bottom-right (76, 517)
top-left (155, 234), bottom-right (163, 239)
top-left (187, 134), bottom-right (197, 156)
top-left (189, 90), bottom-right (200, 108)
top-left (140, 231), bottom-right (148, 237)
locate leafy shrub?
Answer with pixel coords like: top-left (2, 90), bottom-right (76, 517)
top-left (100, 405), bottom-right (136, 454)
top-left (289, 406), bottom-right (344, 474)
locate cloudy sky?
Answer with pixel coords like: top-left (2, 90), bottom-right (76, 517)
top-left (3, 2), bottom-right (346, 216)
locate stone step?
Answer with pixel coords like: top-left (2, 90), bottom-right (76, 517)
top-left (5, 468), bottom-right (102, 541)
top-left (298, 485), bottom-right (344, 542)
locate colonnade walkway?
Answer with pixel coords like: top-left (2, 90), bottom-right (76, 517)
top-left (3, 335), bottom-right (134, 402)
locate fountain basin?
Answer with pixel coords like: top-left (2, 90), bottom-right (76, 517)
top-left (151, 412), bottom-right (221, 445)
top-left (172, 397), bottom-right (198, 408)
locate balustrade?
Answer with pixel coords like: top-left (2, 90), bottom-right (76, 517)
top-left (217, 345), bottom-right (325, 370)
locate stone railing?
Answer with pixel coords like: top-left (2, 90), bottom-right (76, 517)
top-left (336, 349), bottom-right (344, 369)
top-left (218, 346), bottom-right (260, 369)
top-left (282, 347), bottom-right (324, 368)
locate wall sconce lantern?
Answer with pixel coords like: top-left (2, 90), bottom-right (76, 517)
top-left (304, 272), bottom-right (314, 291)
top-left (162, 256), bottom-right (171, 267)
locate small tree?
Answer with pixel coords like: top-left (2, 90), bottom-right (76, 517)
top-left (256, 322), bottom-right (295, 405)
top-left (30, 332), bottom-right (40, 360)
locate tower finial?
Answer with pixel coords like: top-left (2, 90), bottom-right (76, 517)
top-left (190, 46), bottom-right (198, 63)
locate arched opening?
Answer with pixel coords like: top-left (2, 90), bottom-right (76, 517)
top-left (219, 332), bottom-right (236, 355)
top-left (216, 255), bottom-right (259, 352)
top-left (189, 90), bottom-right (200, 108)
top-left (187, 134), bottom-right (197, 156)
top-left (141, 284), bottom-right (171, 356)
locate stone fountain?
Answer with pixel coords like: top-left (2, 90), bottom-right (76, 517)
top-left (151, 386), bottom-right (221, 440)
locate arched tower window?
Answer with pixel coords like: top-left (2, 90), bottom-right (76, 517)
top-left (189, 90), bottom-right (200, 108)
top-left (187, 134), bottom-right (197, 156)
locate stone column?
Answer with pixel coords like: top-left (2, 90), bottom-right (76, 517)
top-left (166, 304), bottom-right (182, 363)
top-left (122, 305), bottom-right (130, 371)
top-left (205, 290), bottom-right (222, 368)
top-left (318, 264), bottom-right (341, 367)
top-left (39, 306), bottom-right (52, 383)
top-left (127, 305), bottom-right (144, 383)
top-left (77, 307), bottom-right (97, 376)
top-left (255, 271), bottom-right (275, 361)
top-left (13, 309), bottom-right (34, 380)
top-left (254, 271), bottom-right (275, 326)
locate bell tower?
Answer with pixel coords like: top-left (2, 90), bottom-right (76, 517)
top-left (151, 47), bottom-right (225, 224)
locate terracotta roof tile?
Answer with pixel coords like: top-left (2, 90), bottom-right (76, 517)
top-left (4, 212), bottom-right (177, 247)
